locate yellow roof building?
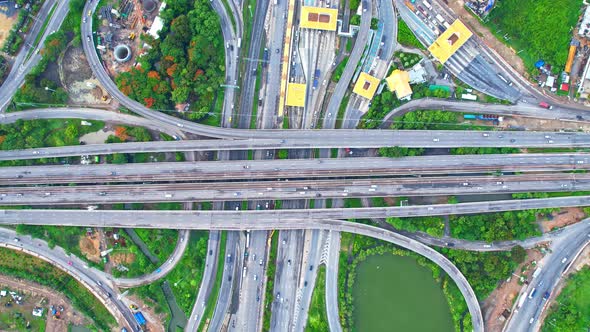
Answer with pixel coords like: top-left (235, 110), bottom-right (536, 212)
top-left (385, 70), bottom-right (412, 100)
top-left (286, 83), bottom-right (306, 107)
top-left (353, 72), bottom-right (381, 100)
top-left (428, 19), bottom-right (472, 64)
top-left (300, 6), bottom-right (339, 31)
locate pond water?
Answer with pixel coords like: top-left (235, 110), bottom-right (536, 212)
top-left (352, 254), bottom-right (454, 332)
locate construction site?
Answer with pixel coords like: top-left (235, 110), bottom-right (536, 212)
top-left (94, 0), bottom-right (162, 76)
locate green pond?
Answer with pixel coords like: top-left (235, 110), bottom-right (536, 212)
top-left (352, 254), bottom-right (454, 332)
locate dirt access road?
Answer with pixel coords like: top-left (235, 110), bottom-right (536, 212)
top-left (0, 275), bottom-right (91, 331)
top-left (448, 0), bottom-right (527, 76)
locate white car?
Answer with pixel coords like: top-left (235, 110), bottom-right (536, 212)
top-left (433, 138), bottom-right (439, 142)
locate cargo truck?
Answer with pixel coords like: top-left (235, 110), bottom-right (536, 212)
top-left (517, 292), bottom-right (528, 308)
top-left (539, 101), bottom-right (553, 109)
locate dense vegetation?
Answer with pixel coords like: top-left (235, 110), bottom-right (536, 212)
top-left (116, 0), bottom-right (225, 122)
top-left (135, 229), bottom-right (179, 262)
top-left (0, 247), bottom-right (116, 330)
top-left (543, 266), bottom-right (590, 332)
top-left (397, 19), bottom-right (425, 50)
top-left (132, 231), bottom-right (208, 317)
top-left (387, 216), bottom-right (446, 237)
top-left (332, 57), bottom-right (349, 82)
top-left (12, 31), bottom-right (69, 108)
top-left (359, 86), bottom-right (452, 129)
top-left (441, 246), bottom-right (526, 298)
top-left (486, 0), bottom-right (581, 72)
top-left (450, 210), bottom-right (544, 242)
top-left (262, 232), bottom-right (279, 331)
top-left (378, 146), bottom-right (425, 157)
top-left (0, 55), bottom-right (8, 83)
top-left (306, 266), bottom-right (328, 332)
top-left (0, 119), bottom-right (104, 166)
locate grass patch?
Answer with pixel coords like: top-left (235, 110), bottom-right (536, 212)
top-left (397, 19), bottom-right (426, 50)
top-left (543, 266), bottom-right (590, 331)
top-left (0, 247), bottom-right (116, 331)
top-left (335, 93), bottom-right (350, 129)
top-left (0, 119), bottom-right (104, 166)
top-left (262, 231), bottom-right (278, 331)
top-left (305, 265), bottom-right (328, 331)
top-left (332, 56), bottom-right (349, 82)
top-left (485, 0), bottom-right (581, 73)
top-left (132, 231), bottom-right (208, 317)
top-left (135, 229), bottom-right (179, 262)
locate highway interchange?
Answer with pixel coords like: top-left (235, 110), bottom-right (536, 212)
top-left (2, 0), bottom-right (590, 330)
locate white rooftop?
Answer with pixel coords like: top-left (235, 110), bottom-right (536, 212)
top-left (147, 16), bottom-right (164, 39)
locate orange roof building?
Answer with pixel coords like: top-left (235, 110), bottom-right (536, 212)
top-left (428, 19), bottom-right (472, 64)
top-left (353, 72), bottom-right (381, 99)
top-left (385, 70), bottom-right (412, 100)
top-left (300, 6), bottom-right (339, 31)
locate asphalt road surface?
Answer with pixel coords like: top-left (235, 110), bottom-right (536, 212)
top-left (3, 129), bottom-right (590, 160)
top-left (4, 173), bottom-right (590, 205)
top-left (504, 224), bottom-right (590, 332)
top-left (4, 195), bottom-right (590, 228)
top-left (8, 153), bottom-right (590, 184)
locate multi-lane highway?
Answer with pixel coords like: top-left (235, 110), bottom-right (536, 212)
top-left (4, 173), bottom-right (590, 205)
top-left (5, 153), bottom-right (590, 185)
top-left (3, 195), bottom-right (590, 228)
top-left (4, 129), bottom-right (590, 160)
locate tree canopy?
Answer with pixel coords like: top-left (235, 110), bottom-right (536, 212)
top-left (117, 0), bottom-right (225, 122)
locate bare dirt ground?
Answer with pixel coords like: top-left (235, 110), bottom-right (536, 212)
top-left (125, 295), bottom-right (166, 332)
top-left (0, 11), bottom-right (16, 48)
top-left (0, 275), bottom-right (91, 331)
top-left (500, 116), bottom-right (590, 132)
top-left (79, 129), bottom-right (115, 144)
top-left (482, 248), bottom-right (545, 332)
top-left (60, 46), bottom-right (110, 105)
top-left (79, 231), bottom-right (102, 263)
top-left (448, 0), bottom-right (527, 77)
top-left (110, 251), bottom-right (136, 266)
top-left (540, 208), bottom-right (586, 233)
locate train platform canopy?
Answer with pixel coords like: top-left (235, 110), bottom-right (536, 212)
top-left (385, 70), bottom-right (412, 100)
top-left (353, 72), bottom-right (381, 100)
top-left (300, 6), bottom-right (339, 31)
top-left (428, 19), bottom-right (472, 64)
top-left (286, 83), bottom-right (306, 107)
